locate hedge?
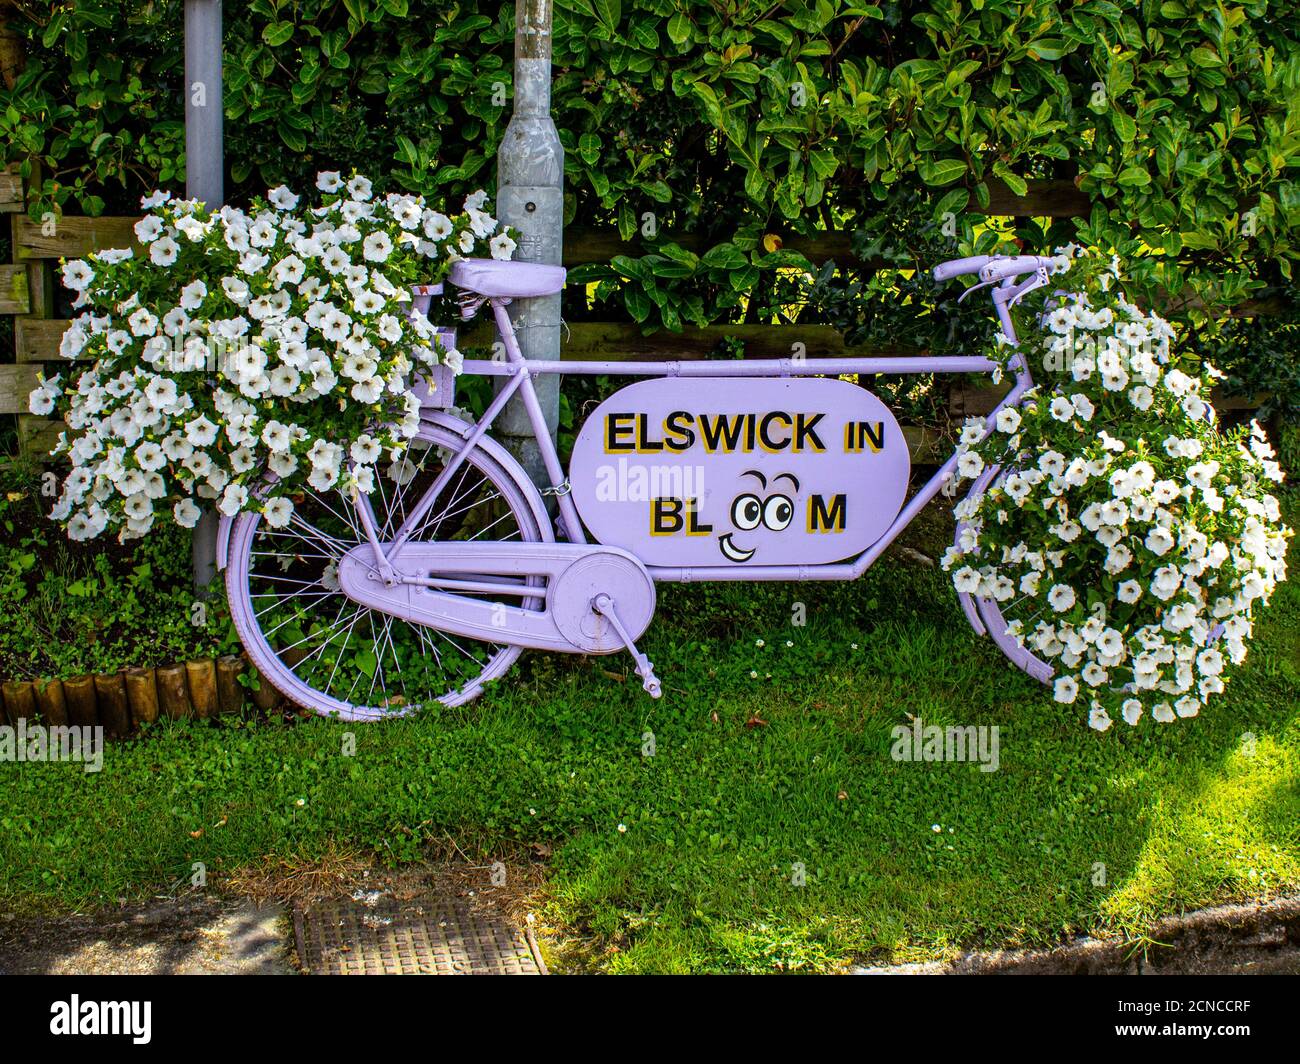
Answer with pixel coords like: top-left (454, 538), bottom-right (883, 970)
top-left (2, 0), bottom-right (1297, 385)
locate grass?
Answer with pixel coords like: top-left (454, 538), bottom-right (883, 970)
top-left (0, 500), bottom-right (1296, 973)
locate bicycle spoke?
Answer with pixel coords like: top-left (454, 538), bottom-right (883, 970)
top-left (232, 423), bottom-right (536, 717)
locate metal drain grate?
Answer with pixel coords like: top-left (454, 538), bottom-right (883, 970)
top-left (294, 894), bottom-right (544, 975)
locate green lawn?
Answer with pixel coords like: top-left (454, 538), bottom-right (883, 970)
top-left (0, 503), bottom-right (1297, 973)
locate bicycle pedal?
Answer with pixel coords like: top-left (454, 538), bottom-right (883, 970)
top-left (592, 593), bottom-right (663, 700)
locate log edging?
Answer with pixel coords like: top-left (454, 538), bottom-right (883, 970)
top-left (0, 653), bottom-right (280, 736)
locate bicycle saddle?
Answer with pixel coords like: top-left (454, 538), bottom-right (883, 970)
top-left (448, 257), bottom-right (567, 299)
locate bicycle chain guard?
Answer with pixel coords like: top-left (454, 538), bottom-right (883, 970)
top-left (337, 541), bottom-right (655, 656)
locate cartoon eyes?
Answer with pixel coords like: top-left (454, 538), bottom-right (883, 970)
top-left (764, 495), bottom-right (794, 530)
top-left (731, 493), bottom-right (794, 531)
top-left (731, 494), bottom-right (763, 530)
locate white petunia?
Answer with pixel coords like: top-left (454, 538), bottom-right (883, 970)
top-left (1047, 584), bottom-right (1076, 612)
top-left (180, 279), bottom-right (208, 310)
top-left (489, 232), bottom-right (517, 260)
top-left (268, 185), bottom-right (299, 210)
top-left (1049, 396), bottom-right (1075, 422)
top-left (1053, 675), bottom-right (1079, 704)
top-left (149, 237), bottom-right (180, 266)
top-left (219, 482), bottom-right (249, 517)
top-left (1117, 580), bottom-right (1142, 604)
top-left (362, 231), bottom-right (393, 263)
top-left (957, 451), bottom-right (984, 479)
top-left (263, 496), bottom-right (294, 528)
top-left (995, 406), bottom-right (1021, 433)
top-left (1087, 704), bottom-right (1112, 732)
top-left (173, 498), bottom-right (202, 527)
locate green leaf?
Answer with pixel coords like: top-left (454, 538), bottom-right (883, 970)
top-left (667, 13), bottom-right (692, 46)
top-left (700, 243), bottom-right (747, 270)
top-left (1111, 110), bottom-right (1137, 143)
top-left (935, 188), bottom-right (970, 221)
top-left (277, 120), bottom-right (308, 152)
top-left (593, 0), bottom-right (621, 32)
top-left (353, 648), bottom-right (377, 679)
top-left (262, 21), bottom-right (296, 47)
top-left (1116, 165), bottom-right (1151, 187)
top-left (624, 286), bottom-right (652, 323)
top-left (918, 157), bottom-right (967, 187)
top-left (1028, 39), bottom-right (1068, 61)
top-left (992, 163), bottom-right (1027, 198)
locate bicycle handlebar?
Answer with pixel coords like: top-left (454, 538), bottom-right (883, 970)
top-left (932, 254), bottom-right (1059, 285)
top-left (932, 256), bottom-right (990, 281)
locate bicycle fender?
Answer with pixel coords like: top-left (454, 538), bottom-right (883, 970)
top-left (216, 514), bottom-right (234, 571)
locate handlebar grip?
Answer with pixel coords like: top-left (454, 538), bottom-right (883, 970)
top-left (933, 256), bottom-right (991, 282)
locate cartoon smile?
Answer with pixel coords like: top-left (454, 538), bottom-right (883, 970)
top-left (718, 533), bottom-right (756, 563)
top-left (717, 470), bottom-right (799, 563)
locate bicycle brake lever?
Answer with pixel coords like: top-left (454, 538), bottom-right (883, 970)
top-left (956, 278), bottom-right (996, 303)
top-left (1007, 268), bottom-right (1049, 308)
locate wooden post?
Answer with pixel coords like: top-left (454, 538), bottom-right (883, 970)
top-left (0, 1), bottom-right (27, 91)
top-left (1, 680), bottom-right (36, 724)
top-left (33, 678), bottom-right (68, 726)
top-left (62, 675), bottom-right (99, 728)
top-left (93, 673), bottom-right (131, 737)
top-left (155, 663), bottom-right (192, 720)
top-left (185, 658), bottom-right (219, 718)
top-left (246, 658), bottom-right (280, 712)
top-left (215, 655), bottom-right (245, 715)
top-left (124, 667), bottom-right (160, 725)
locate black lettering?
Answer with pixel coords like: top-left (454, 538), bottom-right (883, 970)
top-left (759, 411), bottom-right (793, 451)
top-left (698, 413), bottom-right (746, 453)
top-left (663, 411), bottom-right (695, 451)
top-left (652, 497), bottom-right (684, 534)
top-left (606, 413), bottom-right (635, 452)
top-left (807, 493), bottom-right (846, 533)
top-left (796, 412), bottom-right (826, 452)
top-left (636, 412), bottom-right (663, 452)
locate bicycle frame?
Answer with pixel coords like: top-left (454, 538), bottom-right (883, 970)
top-left (361, 278), bottom-right (1036, 586)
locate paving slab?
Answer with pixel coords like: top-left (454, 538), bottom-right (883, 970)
top-left (0, 897), bottom-right (293, 975)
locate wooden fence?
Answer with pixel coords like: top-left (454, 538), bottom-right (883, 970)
top-left (0, 163), bottom-right (1272, 462)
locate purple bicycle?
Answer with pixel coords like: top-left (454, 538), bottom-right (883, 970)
top-left (218, 253), bottom-right (1058, 720)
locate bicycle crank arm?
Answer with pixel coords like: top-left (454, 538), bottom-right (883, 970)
top-left (337, 542), bottom-right (657, 657)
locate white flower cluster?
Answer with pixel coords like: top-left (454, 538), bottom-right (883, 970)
top-left (31, 174), bottom-right (515, 541)
top-left (943, 251), bottom-right (1291, 731)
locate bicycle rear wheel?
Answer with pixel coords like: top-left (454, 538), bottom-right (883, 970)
top-left (225, 419), bottom-right (551, 720)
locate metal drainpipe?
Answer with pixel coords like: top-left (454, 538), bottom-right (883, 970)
top-left (496, 0), bottom-right (563, 492)
top-left (185, 0), bottom-right (223, 592)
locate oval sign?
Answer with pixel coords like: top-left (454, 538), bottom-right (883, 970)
top-left (568, 377), bottom-right (910, 567)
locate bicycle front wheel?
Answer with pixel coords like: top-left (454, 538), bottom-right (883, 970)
top-left (225, 419), bottom-right (551, 720)
top-left (956, 463), bottom-right (1055, 684)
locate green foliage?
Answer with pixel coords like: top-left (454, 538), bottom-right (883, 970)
top-left (0, 463), bottom-right (232, 680)
top-left (4, 0), bottom-right (1297, 336)
top-left (1195, 296), bottom-right (1300, 424)
top-left (1, 1), bottom-right (186, 216)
